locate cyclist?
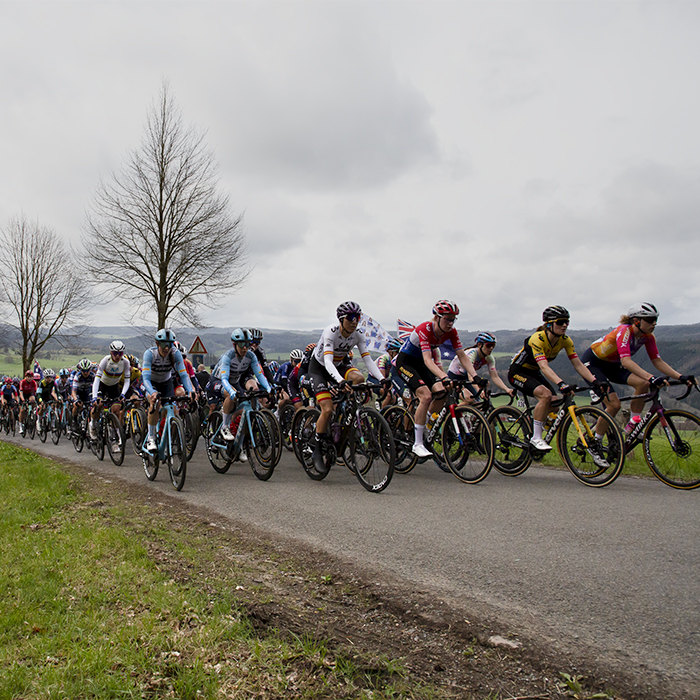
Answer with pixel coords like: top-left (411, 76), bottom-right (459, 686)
top-left (247, 328), bottom-right (276, 388)
top-left (508, 305), bottom-right (606, 451)
top-left (371, 336), bottom-right (403, 409)
top-left (307, 302), bottom-right (386, 473)
top-left (275, 349), bottom-right (303, 412)
top-left (18, 370), bottom-right (38, 436)
top-left (207, 328), bottom-right (271, 445)
top-left (448, 332), bottom-right (514, 403)
top-left (71, 358), bottom-right (96, 424)
top-left (1, 376), bottom-right (19, 424)
top-left (293, 343), bottom-right (316, 411)
top-left (395, 300), bottom-right (477, 458)
top-left (36, 368), bottom-right (60, 422)
top-left (90, 340), bottom-right (131, 439)
top-left (581, 302), bottom-right (694, 433)
top-left (142, 329), bottom-right (196, 453)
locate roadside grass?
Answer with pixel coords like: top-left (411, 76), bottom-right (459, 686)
top-left (0, 442), bottom-right (449, 700)
top-left (0, 353), bottom-right (104, 377)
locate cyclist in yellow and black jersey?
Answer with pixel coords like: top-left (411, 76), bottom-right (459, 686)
top-left (508, 305), bottom-right (605, 451)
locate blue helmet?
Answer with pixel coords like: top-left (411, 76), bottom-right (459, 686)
top-left (155, 328), bottom-right (176, 344)
top-left (231, 328), bottom-right (251, 344)
top-left (475, 332), bottom-right (496, 345)
top-left (386, 337), bottom-right (402, 352)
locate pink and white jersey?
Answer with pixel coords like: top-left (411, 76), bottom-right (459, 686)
top-left (590, 325), bottom-right (660, 363)
top-left (448, 346), bottom-right (494, 376)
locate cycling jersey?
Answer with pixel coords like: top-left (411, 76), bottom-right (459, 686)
top-left (400, 321), bottom-right (463, 360)
top-left (142, 346), bottom-right (193, 395)
top-left (37, 378), bottom-right (58, 402)
top-left (275, 360), bottom-right (294, 390)
top-left (71, 369), bottom-right (96, 394)
top-left (312, 323), bottom-right (383, 384)
top-left (510, 331), bottom-right (578, 372)
top-left (55, 378), bottom-right (71, 399)
top-left (589, 324), bottom-right (661, 363)
top-left (211, 348), bottom-right (271, 397)
top-left (448, 346), bottom-right (494, 377)
top-left (19, 378), bottom-right (37, 397)
top-left (1, 384), bottom-right (18, 401)
top-left (93, 355), bottom-right (131, 399)
top-left (376, 353), bottom-right (395, 376)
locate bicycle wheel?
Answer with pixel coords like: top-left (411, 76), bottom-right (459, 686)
top-left (106, 413), bottom-right (126, 466)
top-left (259, 408), bottom-right (283, 467)
top-left (557, 405), bottom-right (624, 487)
top-left (644, 410), bottom-right (700, 489)
top-left (8, 408), bottom-right (16, 436)
top-left (346, 407), bottom-right (395, 493)
top-left (245, 410), bottom-right (279, 481)
top-left (205, 412), bottom-right (233, 474)
top-left (182, 408), bottom-right (199, 460)
top-left (166, 415), bottom-right (187, 491)
top-left (442, 407), bottom-right (495, 484)
top-left (27, 408), bottom-right (36, 439)
top-left (488, 406), bottom-right (533, 476)
top-left (38, 414), bottom-right (48, 442)
top-left (279, 403), bottom-right (296, 451)
top-left (130, 407), bottom-right (147, 456)
top-left (382, 405), bottom-right (418, 474)
top-left (142, 446), bottom-right (159, 481)
top-left (50, 410), bottom-right (61, 445)
top-left (295, 408), bottom-right (330, 480)
top-left (72, 411), bottom-right (86, 452)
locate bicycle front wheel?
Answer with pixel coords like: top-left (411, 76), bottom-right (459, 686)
top-left (346, 407), bottom-right (395, 493)
top-left (38, 414), bottom-right (48, 443)
top-left (166, 415), bottom-right (187, 491)
top-left (279, 403), bottom-right (296, 451)
top-left (259, 408), bottom-right (283, 468)
top-left (130, 407), bottom-right (147, 456)
top-left (246, 409), bottom-right (279, 481)
top-left (644, 409), bottom-right (700, 489)
top-left (205, 412), bottom-right (233, 474)
top-left (557, 406), bottom-right (624, 487)
top-left (382, 405), bottom-right (418, 474)
top-left (442, 407), bottom-right (495, 484)
top-left (488, 406), bottom-right (532, 476)
top-left (106, 413), bottom-right (125, 466)
top-left (50, 411), bottom-right (61, 445)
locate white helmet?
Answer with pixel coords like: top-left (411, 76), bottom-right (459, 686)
top-left (627, 302), bottom-right (658, 319)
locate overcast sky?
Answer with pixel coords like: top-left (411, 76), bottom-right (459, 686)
top-left (2, 1), bottom-right (699, 333)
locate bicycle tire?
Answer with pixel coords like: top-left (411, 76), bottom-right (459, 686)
top-left (130, 407), bottom-right (147, 456)
top-left (8, 408), bottom-right (16, 437)
top-left (291, 407), bottom-right (310, 465)
top-left (182, 408), bottom-right (199, 460)
top-left (142, 447), bottom-right (159, 481)
top-left (246, 410), bottom-right (278, 481)
top-left (557, 405), bottom-right (624, 487)
top-left (50, 409), bottom-right (61, 445)
top-left (442, 407), bottom-right (495, 484)
top-left (643, 409), bottom-right (700, 489)
top-left (488, 406), bottom-right (533, 476)
top-left (259, 408), bottom-right (283, 468)
top-left (347, 407), bottom-right (395, 492)
top-left (106, 412), bottom-right (126, 466)
top-left (27, 408), bottom-right (36, 439)
top-left (205, 412), bottom-right (233, 474)
top-left (72, 411), bottom-right (86, 452)
top-left (166, 415), bottom-right (187, 491)
top-left (295, 408), bottom-right (330, 480)
top-left (90, 416), bottom-right (105, 461)
top-left (382, 405), bottom-right (418, 474)
top-left (38, 414), bottom-right (48, 442)
top-left (279, 403), bottom-right (296, 451)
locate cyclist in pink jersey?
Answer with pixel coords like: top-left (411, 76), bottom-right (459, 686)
top-left (581, 302), bottom-right (693, 432)
top-left (396, 300), bottom-right (477, 458)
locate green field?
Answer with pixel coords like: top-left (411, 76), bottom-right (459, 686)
top-left (0, 353), bottom-right (105, 377)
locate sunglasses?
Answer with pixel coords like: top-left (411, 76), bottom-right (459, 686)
top-left (111, 351), bottom-right (124, 357)
top-left (642, 317), bottom-right (658, 324)
top-left (553, 319), bottom-right (570, 326)
top-left (483, 342), bottom-right (496, 349)
top-left (235, 341), bottom-right (250, 348)
top-left (344, 313), bottom-right (361, 323)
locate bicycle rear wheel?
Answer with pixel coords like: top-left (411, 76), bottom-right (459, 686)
top-left (72, 411), bottom-right (86, 452)
top-left (382, 405), bottom-right (418, 474)
top-left (259, 408), bottom-right (283, 468)
top-left (205, 412), bottom-right (233, 474)
top-left (130, 407), bottom-right (147, 456)
top-left (294, 408), bottom-right (331, 480)
top-left (38, 414), bottom-right (48, 442)
top-left (27, 408), bottom-right (36, 439)
top-left (279, 403), bottom-right (296, 451)
top-left (557, 406), bottom-right (624, 487)
top-left (644, 410), bottom-right (700, 489)
top-left (106, 413), bottom-right (126, 466)
top-left (166, 415), bottom-right (187, 491)
top-left (182, 408), bottom-right (199, 460)
top-left (442, 407), bottom-right (495, 484)
top-left (488, 406), bottom-right (532, 476)
top-left (246, 410), bottom-right (279, 481)
top-left (91, 417), bottom-right (105, 461)
top-left (346, 407), bottom-right (395, 493)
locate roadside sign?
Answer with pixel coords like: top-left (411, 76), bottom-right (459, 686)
top-left (189, 336), bottom-right (207, 354)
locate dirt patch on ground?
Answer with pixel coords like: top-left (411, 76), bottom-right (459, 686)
top-left (54, 457), bottom-right (690, 700)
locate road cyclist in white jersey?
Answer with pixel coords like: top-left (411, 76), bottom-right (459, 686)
top-left (208, 327), bottom-right (272, 449)
top-left (141, 329), bottom-right (195, 453)
top-left (90, 340), bottom-right (131, 441)
top-left (306, 301), bottom-right (386, 474)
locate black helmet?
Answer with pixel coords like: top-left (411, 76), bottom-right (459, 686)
top-left (336, 301), bottom-right (362, 319)
top-left (542, 305), bottom-right (570, 323)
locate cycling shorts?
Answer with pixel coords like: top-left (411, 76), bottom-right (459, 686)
top-left (580, 348), bottom-right (632, 386)
top-left (306, 355), bottom-right (353, 400)
top-left (395, 352), bottom-right (442, 393)
top-left (507, 367), bottom-right (555, 397)
top-left (151, 378), bottom-right (175, 399)
top-left (97, 382), bottom-right (122, 401)
top-left (74, 389), bottom-right (91, 404)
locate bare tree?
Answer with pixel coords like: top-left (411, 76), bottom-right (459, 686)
top-left (0, 216), bottom-right (91, 373)
top-left (82, 82), bottom-right (248, 329)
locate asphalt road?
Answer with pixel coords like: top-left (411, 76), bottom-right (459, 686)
top-left (5, 430), bottom-right (699, 696)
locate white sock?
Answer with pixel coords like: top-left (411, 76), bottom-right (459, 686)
top-left (414, 424), bottom-right (425, 445)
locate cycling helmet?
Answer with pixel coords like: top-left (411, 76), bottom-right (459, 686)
top-left (247, 328), bottom-right (264, 343)
top-left (432, 299), bottom-right (460, 317)
top-left (155, 328), bottom-right (176, 344)
top-left (268, 360), bottom-right (280, 373)
top-left (231, 328), bottom-right (251, 344)
top-left (59, 368), bottom-right (70, 377)
top-left (305, 343), bottom-right (317, 353)
top-left (386, 337), bottom-right (402, 352)
top-left (127, 354), bottom-right (140, 368)
top-left (44, 368), bottom-right (55, 378)
top-left (25, 370), bottom-right (33, 377)
top-left (336, 301), bottom-right (362, 319)
top-left (173, 341), bottom-right (186, 354)
top-left (4, 376), bottom-right (12, 384)
top-left (77, 358), bottom-right (92, 371)
top-left (628, 302), bottom-right (658, 319)
top-left (475, 332), bottom-right (497, 345)
top-left (290, 348), bottom-right (303, 362)
top-left (542, 305), bottom-right (570, 323)
top-left (109, 340), bottom-right (126, 353)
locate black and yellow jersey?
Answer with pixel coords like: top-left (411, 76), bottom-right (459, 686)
top-left (510, 330), bottom-right (578, 372)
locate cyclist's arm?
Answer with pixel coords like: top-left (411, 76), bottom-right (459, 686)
top-left (172, 351), bottom-right (193, 393)
top-left (650, 358), bottom-right (682, 381)
top-left (218, 352), bottom-right (237, 397)
top-left (249, 354), bottom-right (271, 392)
top-left (535, 357), bottom-right (564, 387)
top-left (422, 349), bottom-right (448, 381)
top-left (141, 350), bottom-right (156, 396)
top-left (620, 355), bottom-right (654, 381)
top-left (454, 349), bottom-right (477, 381)
top-left (570, 356), bottom-right (598, 385)
top-left (92, 358), bottom-right (107, 400)
top-left (121, 364), bottom-right (131, 397)
top-left (488, 367), bottom-right (513, 394)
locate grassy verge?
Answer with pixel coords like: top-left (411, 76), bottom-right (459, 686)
top-left (0, 442), bottom-right (451, 700)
